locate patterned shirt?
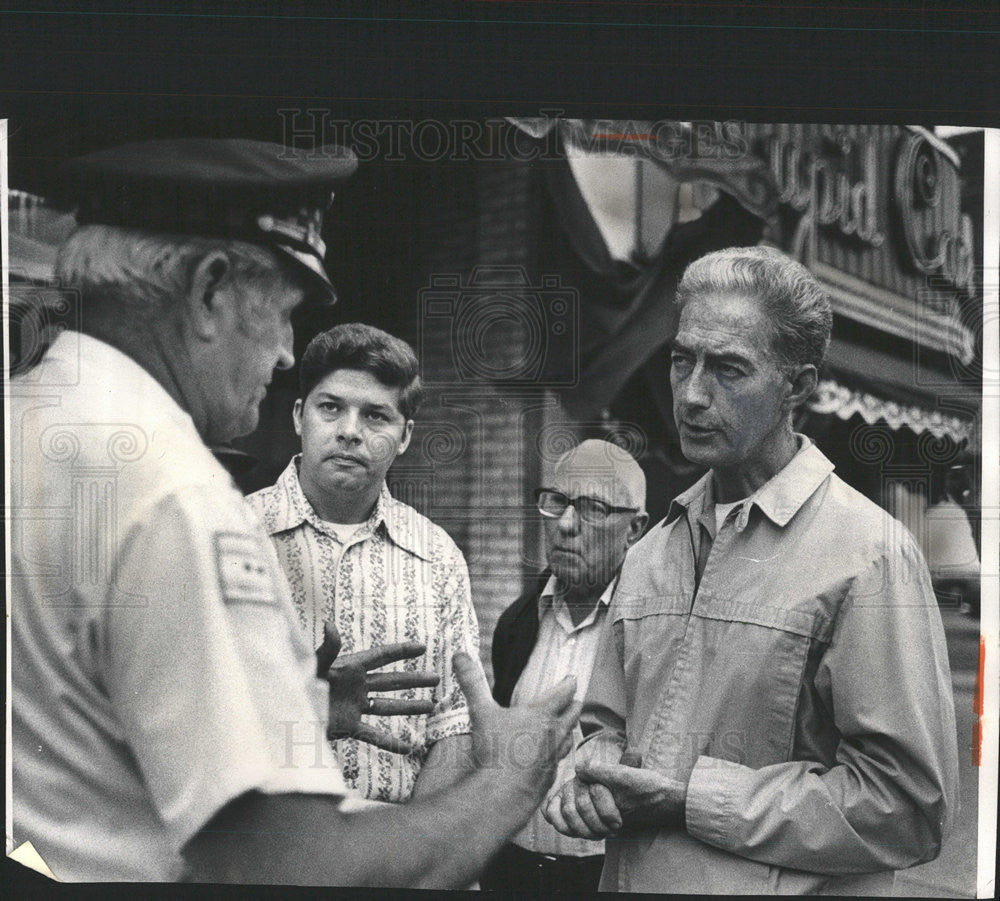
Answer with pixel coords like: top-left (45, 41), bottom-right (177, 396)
top-left (510, 576), bottom-right (615, 858)
top-left (246, 457), bottom-right (478, 803)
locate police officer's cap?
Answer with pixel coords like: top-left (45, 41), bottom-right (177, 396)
top-left (57, 138), bottom-right (358, 304)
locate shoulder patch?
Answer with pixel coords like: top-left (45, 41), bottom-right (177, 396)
top-left (213, 531), bottom-right (277, 605)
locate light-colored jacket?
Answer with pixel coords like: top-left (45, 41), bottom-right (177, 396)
top-left (580, 438), bottom-right (959, 894)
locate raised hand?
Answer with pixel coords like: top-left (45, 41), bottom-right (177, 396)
top-left (451, 651), bottom-right (581, 800)
top-left (316, 622), bottom-right (440, 754)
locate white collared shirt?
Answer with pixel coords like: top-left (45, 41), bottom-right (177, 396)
top-left (509, 575), bottom-right (616, 857)
top-left (10, 332), bottom-right (346, 882)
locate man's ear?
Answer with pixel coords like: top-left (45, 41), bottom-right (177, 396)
top-left (627, 511), bottom-right (649, 546)
top-left (292, 398), bottom-right (304, 436)
top-left (397, 419), bottom-right (415, 456)
top-left (185, 250), bottom-right (233, 340)
top-left (784, 364), bottom-right (818, 412)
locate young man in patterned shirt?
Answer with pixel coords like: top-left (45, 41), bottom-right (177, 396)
top-left (247, 323), bottom-right (479, 804)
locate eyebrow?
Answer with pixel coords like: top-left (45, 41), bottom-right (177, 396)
top-left (547, 487), bottom-right (621, 505)
top-left (670, 338), bottom-right (755, 368)
top-left (364, 402), bottom-right (398, 415)
top-left (313, 392), bottom-right (399, 414)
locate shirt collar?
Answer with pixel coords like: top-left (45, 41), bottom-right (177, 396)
top-left (664, 435), bottom-right (835, 531)
top-left (537, 573), bottom-right (617, 630)
top-left (262, 456), bottom-right (432, 561)
top-left (48, 331), bottom-right (197, 435)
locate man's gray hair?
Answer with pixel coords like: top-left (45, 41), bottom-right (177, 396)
top-left (55, 224), bottom-right (292, 318)
top-left (675, 245), bottom-right (833, 372)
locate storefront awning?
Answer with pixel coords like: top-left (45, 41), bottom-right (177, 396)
top-left (808, 378), bottom-right (974, 444)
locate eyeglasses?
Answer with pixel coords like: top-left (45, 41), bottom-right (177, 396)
top-left (536, 488), bottom-right (638, 524)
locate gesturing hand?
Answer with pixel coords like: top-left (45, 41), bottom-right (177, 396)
top-left (451, 652), bottom-right (580, 801)
top-left (316, 622), bottom-right (440, 755)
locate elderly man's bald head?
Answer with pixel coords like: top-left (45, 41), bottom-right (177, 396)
top-left (543, 440), bottom-right (649, 599)
top-left (552, 439), bottom-right (647, 512)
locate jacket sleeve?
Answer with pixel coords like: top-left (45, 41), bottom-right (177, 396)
top-left (684, 530), bottom-right (960, 874)
top-left (577, 593), bottom-right (630, 767)
top-left (490, 574), bottom-right (547, 706)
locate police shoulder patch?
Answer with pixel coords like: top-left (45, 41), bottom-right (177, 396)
top-left (213, 531), bottom-right (277, 605)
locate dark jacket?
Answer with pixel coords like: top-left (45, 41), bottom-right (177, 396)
top-left (491, 571), bottom-right (551, 707)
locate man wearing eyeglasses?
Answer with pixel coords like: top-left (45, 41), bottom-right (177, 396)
top-left (482, 439), bottom-right (648, 893)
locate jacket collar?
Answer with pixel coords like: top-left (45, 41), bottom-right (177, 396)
top-left (664, 435), bottom-right (835, 531)
top-left (259, 455), bottom-right (432, 561)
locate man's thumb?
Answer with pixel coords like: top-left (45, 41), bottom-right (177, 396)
top-left (452, 652), bottom-right (492, 712)
top-left (316, 621), bottom-right (342, 675)
top-left (576, 759), bottom-right (626, 787)
top-left (619, 750), bottom-right (642, 768)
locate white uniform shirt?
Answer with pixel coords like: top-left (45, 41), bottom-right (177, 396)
top-left (509, 576), bottom-right (615, 858)
top-left (10, 332), bottom-right (347, 882)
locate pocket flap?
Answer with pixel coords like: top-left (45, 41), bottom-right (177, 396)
top-left (695, 597), bottom-right (833, 642)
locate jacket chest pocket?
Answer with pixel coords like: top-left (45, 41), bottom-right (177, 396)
top-left (641, 597), bottom-right (832, 776)
top-left (696, 598), bottom-right (831, 767)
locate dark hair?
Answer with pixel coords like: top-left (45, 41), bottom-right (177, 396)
top-left (299, 323), bottom-right (424, 419)
top-left (676, 245), bottom-right (833, 372)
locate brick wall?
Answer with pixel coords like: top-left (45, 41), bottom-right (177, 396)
top-left (389, 158), bottom-right (564, 678)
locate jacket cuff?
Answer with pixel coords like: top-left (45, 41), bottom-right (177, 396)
top-left (685, 755), bottom-right (745, 851)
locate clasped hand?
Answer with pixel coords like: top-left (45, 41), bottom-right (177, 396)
top-left (544, 751), bottom-right (687, 839)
